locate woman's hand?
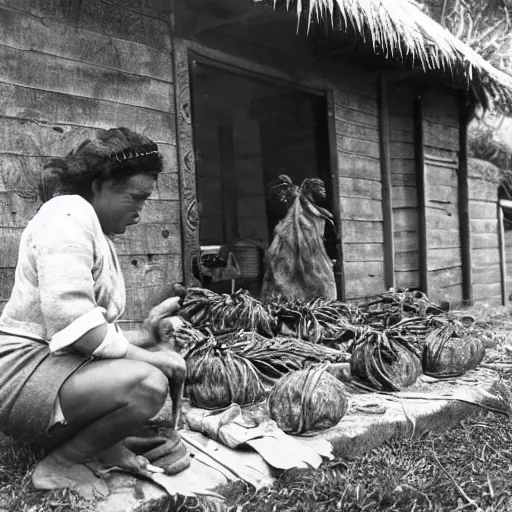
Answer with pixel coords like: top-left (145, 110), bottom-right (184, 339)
top-left (144, 297), bottom-right (182, 342)
top-left (125, 344), bottom-right (186, 429)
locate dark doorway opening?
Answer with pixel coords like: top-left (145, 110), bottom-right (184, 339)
top-left (190, 61), bottom-right (335, 296)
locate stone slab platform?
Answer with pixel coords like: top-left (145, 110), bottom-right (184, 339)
top-left (95, 367), bottom-right (508, 512)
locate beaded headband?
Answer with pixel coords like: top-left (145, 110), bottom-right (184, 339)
top-left (109, 142), bottom-right (159, 164)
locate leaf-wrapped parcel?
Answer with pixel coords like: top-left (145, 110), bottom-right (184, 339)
top-left (267, 366), bottom-right (348, 434)
top-left (185, 338), bottom-right (266, 409)
top-left (350, 329), bottom-right (422, 391)
top-left (422, 324), bottom-right (485, 378)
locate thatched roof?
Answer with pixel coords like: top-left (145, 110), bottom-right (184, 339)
top-left (266, 0), bottom-right (512, 112)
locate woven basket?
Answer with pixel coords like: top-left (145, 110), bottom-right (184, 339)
top-left (231, 241), bottom-right (262, 279)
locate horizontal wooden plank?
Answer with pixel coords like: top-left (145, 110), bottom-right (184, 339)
top-left (390, 142), bottom-right (414, 160)
top-left (428, 248), bottom-right (461, 271)
top-left (339, 177), bottom-right (381, 200)
top-left (121, 256), bottom-right (183, 321)
top-left (424, 122), bottom-right (459, 151)
top-left (389, 113), bottom-right (413, 132)
top-left (345, 276), bottom-right (387, 300)
top-left (0, 7), bottom-right (172, 81)
top-left (113, 221), bottom-right (181, 256)
top-left (468, 178), bottom-right (499, 202)
top-left (471, 233), bottom-right (499, 250)
top-left (0, 0), bottom-right (172, 51)
top-left (334, 90), bottom-right (378, 116)
top-left (120, 254), bottom-right (182, 289)
top-left (469, 199), bottom-right (498, 220)
top-left (426, 228), bottom-right (460, 249)
top-left (424, 147), bottom-right (457, 161)
top-left (426, 209), bottom-right (459, 231)
top-left (472, 283), bottom-right (503, 301)
top-left (338, 154), bottom-right (381, 181)
top-left (0, 119), bottom-right (177, 162)
top-left (334, 105), bottom-right (378, 128)
top-left (339, 197), bottom-right (382, 221)
top-left (428, 266), bottom-right (462, 289)
top-left (394, 208), bottom-right (419, 232)
top-left (429, 284), bottom-right (463, 305)
top-left (0, 83), bottom-right (175, 143)
top-left (0, 44), bottom-right (174, 113)
top-left (101, 0), bottom-right (171, 18)
top-left (337, 136), bottom-right (380, 159)
top-left (391, 173), bottom-right (416, 187)
top-left (390, 159), bottom-right (415, 174)
top-left (470, 219), bottom-right (498, 234)
top-left (395, 270), bottom-right (420, 291)
top-left (343, 242), bottom-right (384, 262)
top-left (335, 119), bottom-right (379, 143)
top-left (472, 265), bottom-right (501, 286)
top-left (139, 199), bottom-right (180, 225)
top-left (344, 261), bottom-right (384, 280)
top-left (426, 186), bottom-right (458, 206)
top-left (395, 251), bottom-right (419, 271)
top-left (341, 220), bottom-right (383, 243)
top-left (392, 187), bottom-right (418, 208)
top-left (425, 167), bottom-right (457, 189)
top-left (152, 172), bottom-right (179, 201)
top-left (389, 128), bottom-right (414, 144)
top-left (394, 230), bottom-right (419, 253)
top-left (472, 247), bottom-right (500, 266)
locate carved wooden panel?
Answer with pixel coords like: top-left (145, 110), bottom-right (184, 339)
top-left (172, 38), bottom-right (200, 286)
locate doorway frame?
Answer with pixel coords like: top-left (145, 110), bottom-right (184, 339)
top-left (173, 37), bottom-right (346, 298)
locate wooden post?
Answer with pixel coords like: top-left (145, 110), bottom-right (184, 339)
top-left (458, 93), bottom-right (473, 305)
top-left (498, 203), bottom-right (507, 306)
top-left (325, 90), bottom-right (345, 301)
top-left (413, 93), bottom-right (428, 295)
top-left (173, 40), bottom-right (200, 286)
top-left (377, 74), bottom-right (395, 290)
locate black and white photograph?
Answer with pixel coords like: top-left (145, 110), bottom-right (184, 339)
top-left (1, 0), bottom-right (512, 510)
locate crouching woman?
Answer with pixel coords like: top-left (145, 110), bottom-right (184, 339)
top-left (0, 128), bottom-right (186, 495)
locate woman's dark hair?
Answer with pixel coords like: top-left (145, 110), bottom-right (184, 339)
top-left (39, 127), bottom-right (164, 202)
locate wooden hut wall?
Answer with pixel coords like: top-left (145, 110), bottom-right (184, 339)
top-left (0, 1), bottom-right (182, 322)
top-left (468, 159), bottom-right (501, 304)
top-left (388, 83), bottom-right (420, 291)
top-left (333, 73), bottom-right (386, 300)
top-left (421, 88), bottom-right (463, 304)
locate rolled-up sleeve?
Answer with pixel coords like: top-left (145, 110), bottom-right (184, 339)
top-left (32, 206), bottom-right (107, 352)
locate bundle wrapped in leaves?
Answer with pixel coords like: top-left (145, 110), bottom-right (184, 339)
top-left (359, 289), bottom-right (444, 330)
top-left (157, 317), bottom-right (205, 356)
top-left (350, 328), bottom-right (422, 391)
top-left (179, 287), bottom-right (276, 336)
top-left (260, 175), bottom-right (337, 303)
top-left (269, 296), bottom-right (363, 346)
top-left (185, 336), bottom-right (267, 409)
top-left (423, 323), bottom-right (485, 378)
top-left (267, 366), bottom-right (348, 434)
top-left (228, 331), bottom-right (349, 386)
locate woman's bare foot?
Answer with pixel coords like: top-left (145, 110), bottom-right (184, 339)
top-left (93, 442), bottom-right (151, 476)
top-left (32, 453), bottom-right (109, 499)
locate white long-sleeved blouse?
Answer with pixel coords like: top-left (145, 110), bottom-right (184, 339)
top-left (0, 194), bottom-right (126, 353)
